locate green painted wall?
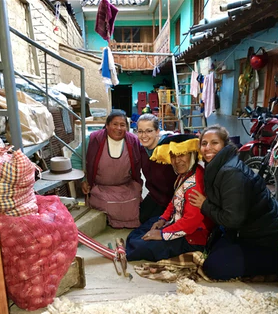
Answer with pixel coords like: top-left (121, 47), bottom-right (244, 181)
top-left (86, 20), bottom-right (107, 50)
top-left (170, 1), bottom-right (192, 53)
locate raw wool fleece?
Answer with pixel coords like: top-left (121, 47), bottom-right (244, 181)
top-left (42, 278), bottom-right (278, 314)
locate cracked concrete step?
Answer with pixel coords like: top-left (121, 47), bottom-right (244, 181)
top-left (74, 207), bottom-right (107, 239)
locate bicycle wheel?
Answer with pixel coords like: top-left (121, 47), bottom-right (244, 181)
top-left (245, 156), bottom-right (276, 198)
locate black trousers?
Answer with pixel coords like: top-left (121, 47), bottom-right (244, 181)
top-left (203, 236), bottom-right (278, 280)
top-left (139, 194), bottom-right (167, 224)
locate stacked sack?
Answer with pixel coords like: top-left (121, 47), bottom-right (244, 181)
top-left (0, 146), bottom-right (38, 216)
top-left (0, 147), bottom-right (78, 311)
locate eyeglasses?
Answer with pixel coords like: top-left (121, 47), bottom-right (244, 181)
top-left (136, 129), bottom-right (155, 136)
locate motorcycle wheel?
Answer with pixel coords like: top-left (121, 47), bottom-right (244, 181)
top-left (245, 156), bottom-right (278, 199)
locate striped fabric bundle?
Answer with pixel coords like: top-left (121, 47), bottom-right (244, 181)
top-left (0, 146), bottom-right (38, 216)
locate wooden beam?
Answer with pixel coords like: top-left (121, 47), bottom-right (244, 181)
top-left (0, 250), bottom-right (9, 314)
top-left (25, 2), bottom-right (41, 76)
top-left (159, 0), bottom-right (162, 32)
top-left (152, 13), bottom-right (155, 43)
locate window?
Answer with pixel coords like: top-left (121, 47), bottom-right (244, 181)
top-left (175, 17), bottom-right (180, 47)
top-left (194, 0), bottom-right (204, 25)
top-left (113, 27), bottom-right (154, 43)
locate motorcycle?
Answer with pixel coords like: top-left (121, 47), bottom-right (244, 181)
top-left (238, 106), bottom-right (278, 161)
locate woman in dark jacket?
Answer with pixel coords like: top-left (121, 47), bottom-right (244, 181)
top-left (189, 124), bottom-right (278, 280)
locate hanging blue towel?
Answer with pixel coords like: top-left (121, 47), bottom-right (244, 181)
top-left (101, 48), bottom-right (111, 81)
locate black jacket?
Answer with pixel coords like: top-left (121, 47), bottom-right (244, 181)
top-left (201, 145), bottom-right (278, 249)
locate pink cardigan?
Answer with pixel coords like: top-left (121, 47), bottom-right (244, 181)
top-left (86, 129), bottom-right (142, 188)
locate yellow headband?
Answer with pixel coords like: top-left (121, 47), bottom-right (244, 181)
top-left (150, 138), bottom-right (202, 164)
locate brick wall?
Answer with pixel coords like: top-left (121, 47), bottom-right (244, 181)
top-left (6, 0), bottom-right (84, 86)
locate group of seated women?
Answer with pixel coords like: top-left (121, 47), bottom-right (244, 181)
top-left (72, 110), bottom-right (278, 281)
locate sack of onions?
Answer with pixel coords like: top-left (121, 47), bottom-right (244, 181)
top-left (0, 195), bottom-right (78, 311)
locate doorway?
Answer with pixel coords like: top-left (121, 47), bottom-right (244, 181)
top-left (111, 84), bottom-right (132, 116)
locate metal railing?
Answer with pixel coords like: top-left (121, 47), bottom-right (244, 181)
top-left (0, 1), bottom-right (86, 172)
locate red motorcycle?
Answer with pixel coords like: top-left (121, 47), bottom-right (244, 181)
top-left (238, 106), bottom-right (278, 161)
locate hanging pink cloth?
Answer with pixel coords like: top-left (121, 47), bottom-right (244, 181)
top-left (190, 71), bottom-right (199, 98)
top-left (202, 72), bottom-right (215, 118)
top-left (95, 0), bottom-right (118, 41)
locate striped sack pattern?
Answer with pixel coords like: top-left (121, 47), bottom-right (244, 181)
top-left (0, 147), bottom-right (38, 216)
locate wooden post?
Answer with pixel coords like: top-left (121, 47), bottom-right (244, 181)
top-left (0, 250), bottom-right (9, 314)
top-left (159, 0), bottom-right (162, 32)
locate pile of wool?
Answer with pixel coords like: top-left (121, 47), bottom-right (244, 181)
top-left (42, 278), bottom-right (278, 314)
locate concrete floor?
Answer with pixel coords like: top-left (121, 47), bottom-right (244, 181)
top-left (9, 223), bottom-right (278, 314)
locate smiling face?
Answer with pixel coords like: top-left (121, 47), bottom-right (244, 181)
top-left (106, 116), bottom-right (127, 141)
top-left (170, 153), bottom-right (192, 175)
top-left (200, 130), bottom-right (225, 163)
top-left (136, 120), bottom-right (160, 149)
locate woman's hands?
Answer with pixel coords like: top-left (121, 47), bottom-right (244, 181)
top-left (141, 219), bottom-right (165, 241)
top-left (189, 189), bottom-right (206, 209)
top-left (142, 229), bottom-right (162, 241)
top-left (151, 219), bottom-right (165, 230)
top-left (81, 181), bottom-right (91, 194)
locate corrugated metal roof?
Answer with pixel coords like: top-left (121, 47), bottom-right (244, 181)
top-left (81, 0), bottom-right (149, 6)
top-left (176, 0), bottom-right (278, 64)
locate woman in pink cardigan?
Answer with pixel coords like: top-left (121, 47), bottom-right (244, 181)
top-left (72, 110), bottom-right (142, 228)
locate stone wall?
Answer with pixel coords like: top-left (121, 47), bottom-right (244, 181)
top-left (59, 45), bottom-right (111, 112)
top-left (4, 0), bottom-right (112, 110)
top-left (6, 0), bottom-right (84, 86)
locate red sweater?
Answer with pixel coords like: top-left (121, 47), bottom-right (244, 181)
top-left (160, 165), bottom-right (213, 246)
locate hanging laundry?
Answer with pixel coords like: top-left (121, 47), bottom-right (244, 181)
top-left (53, 1), bottom-right (60, 32)
top-left (190, 71), bottom-right (199, 98)
top-left (99, 47), bottom-right (119, 91)
top-left (202, 72), bottom-right (215, 118)
top-left (95, 0), bottom-right (118, 41)
top-left (152, 66), bottom-right (160, 78)
top-left (197, 74), bottom-right (204, 112)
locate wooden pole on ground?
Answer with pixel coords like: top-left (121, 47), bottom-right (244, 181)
top-left (0, 250), bottom-right (9, 314)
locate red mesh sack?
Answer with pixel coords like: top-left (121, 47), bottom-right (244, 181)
top-left (0, 195), bottom-right (78, 311)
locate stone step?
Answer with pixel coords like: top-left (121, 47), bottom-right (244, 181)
top-left (75, 207), bottom-right (107, 239)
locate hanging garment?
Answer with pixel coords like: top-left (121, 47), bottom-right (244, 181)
top-left (152, 66), bottom-right (160, 78)
top-left (107, 46), bottom-right (119, 86)
top-left (95, 0), bottom-right (118, 41)
top-left (197, 74), bottom-right (204, 112)
top-left (190, 71), bottom-right (199, 98)
top-left (99, 47), bottom-right (119, 89)
top-left (202, 72), bottom-right (215, 118)
top-left (215, 89), bottom-right (220, 110)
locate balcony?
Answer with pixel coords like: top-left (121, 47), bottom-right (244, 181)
top-left (109, 20), bottom-right (170, 72)
top-left (109, 42), bottom-right (154, 71)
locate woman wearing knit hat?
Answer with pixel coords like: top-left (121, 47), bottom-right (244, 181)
top-left (126, 134), bottom-right (214, 262)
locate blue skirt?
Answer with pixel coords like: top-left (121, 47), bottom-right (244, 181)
top-left (126, 216), bottom-right (204, 262)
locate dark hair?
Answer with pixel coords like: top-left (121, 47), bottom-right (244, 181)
top-left (199, 124), bottom-right (231, 147)
top-left (137, 113), bottom-right (159, 130)
top-left (105, 109), bottom-right (128, 127)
